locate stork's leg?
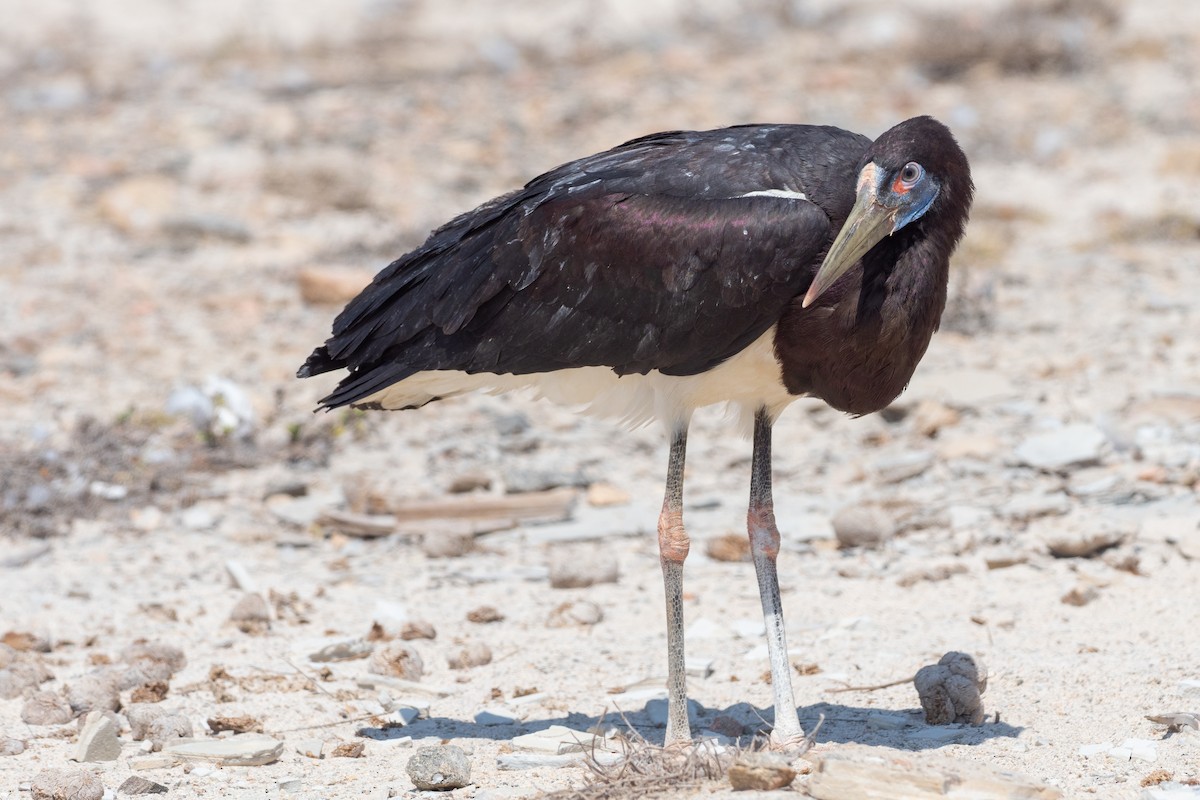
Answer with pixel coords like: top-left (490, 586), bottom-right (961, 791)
top-left (748, 407), bottom-right (805, 745)
top-left (658, 425), bottom-right (692, 745)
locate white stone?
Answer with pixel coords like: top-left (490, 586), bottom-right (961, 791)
top-left (1015, 424), bottom-right (1108, 471)
top-left (163, 734), bottom-right (284, 766)
top-left (685, 657), bottom-right (714, 678)
top-left (474, 708), bottom-right (519, 726)
top-left (1078, 742), bottom-right (1111, 756)
top-left (72, 711), bottom-right (121, 763)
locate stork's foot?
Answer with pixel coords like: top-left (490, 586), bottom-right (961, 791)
top-left (766, 713), bottom-right (822, 755)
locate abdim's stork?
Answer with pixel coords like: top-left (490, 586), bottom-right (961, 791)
top-left (300, 116), bottom-right (973, 746)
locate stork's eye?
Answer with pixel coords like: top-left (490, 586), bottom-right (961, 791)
top-left (898, 162), bottom-right (924, 188)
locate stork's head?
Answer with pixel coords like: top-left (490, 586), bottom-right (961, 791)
top-left (803, 116), bottom-right (973, 308)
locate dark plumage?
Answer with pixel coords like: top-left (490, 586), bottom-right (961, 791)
top-left (300, 115), bottom-right (973, 746)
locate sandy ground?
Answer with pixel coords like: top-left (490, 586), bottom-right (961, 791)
top-left (1, 0), bottom-right (1199, 798)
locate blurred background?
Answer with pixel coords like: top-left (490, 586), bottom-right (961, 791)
top-left (1, 1), bottom-right (1199, 795)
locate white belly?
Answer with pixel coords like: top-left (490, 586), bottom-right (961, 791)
top-left (358, 326), bottom-right (796, 431)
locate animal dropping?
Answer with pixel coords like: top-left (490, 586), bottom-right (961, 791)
top-left (301, 116), bottom-right (972, 745)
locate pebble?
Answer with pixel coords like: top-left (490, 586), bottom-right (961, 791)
top-left (447, 642), bottom-right (493, 670)
top-left (163, 734), bottom-right (284, 766)
top-left (727, 752), bottom-right (797, 791)
top-left (0, 737), bottom-right (26, 756)
top-left (1015, 424), bottom-right (1108, 471)
top-left (117, 776), bottom-right (168, 795)
top-left (1038, 517), bottom-right (1129, 557)
top-left (66, 673), bottom-right (121, 716)
top-left (865, 711), bottom-right (918, 731)
top-left (1109, 738), bottom-right (1157, 762)
top-left (406, 744), bottom-right (472, 790)
top-left (126, 704), bottom-right (167, 740)
top-left (685, 657), bottom-right (715, 678)
top-left (120, 643), bottom-right (187, 676)
top-left (295, 738), bottom-right (325, 759)
top-left (31, 768), bottom-right (104, 800)
top-left (21, 690), bottom-right (74, 725)
top-left (228, 592), bottom-right (272, 633)
top-left (73, 711), bottom-right (122, 762)
top-left (309, 639), bottom-right (374, 662)
top-left (497, 751), bottom-right (622, 770)
top-left (832, 504), bottom-right (896, 548)
top-left (400, 619), bottom-right (438, 640)
top-left (547, 544), bottom-right (619, 588)
top-left (369, 642), bottom-right (425, 680)
top-left (545, 600), bottom-right (604, 627)
top-left (1078, 742), bottom-right (1111, 757)
top-left (1142, 786), bottom-right (1200, 800)
top-left (1061, 583), bottom-right (1100, 607)
top-left (474, 707), bottom-right (519, 726)
top-left (224, 560), bottom-right (258, 592)
top-left (146, 714), bottom-right (193, 750)
top-left (511, 725), bottom-right (592, 753)
top-left (296, 267), bottom-right (374, 305)
top-left (872, 450), bottom-right (934, 483)
top-left (1001, 491), bottom-right (1071, 521)
top-left (277, 777), bottom-right (304, 792)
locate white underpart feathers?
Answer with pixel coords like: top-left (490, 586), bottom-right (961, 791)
top-left (357, 326), bottom-right (796, 434)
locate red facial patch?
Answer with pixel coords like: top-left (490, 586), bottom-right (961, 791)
top-left (891, 176), bottom-right (912, 195)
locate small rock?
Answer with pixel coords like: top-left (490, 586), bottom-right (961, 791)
top-left (866, 711), bottom-right (918, 731)
top-left (0, 660), bottom-right (53, 698)
top-left (66, 673), bottom-right (121, 716)
top-left (420, 530), bottom-right (475, 559)
top-left (117, 776), bottom-right (167, 795)
top-left (120, 641), bottom-right (186, 677)
top-left (685, 657), bottom-right (715, 678)
top-left (447, 642), bottom-right (493, 670)
top-left (277, 777), bottom-right (304, 792)
top-left (97, 175), bottom-right (176, 236)
top-left (1145, 712), bottom-right (1200, 732)
top-left (546, 600), bottom-right (604, 628)
top-left (896, 560), bottom-right (969, 587)
top-left (22, 690), bottom-right (74, 725)
top-left (586, 482), bottom-right (630, 507)
top-left (31, 768), bottom-right (104, 800)
top-left (475, 707), bottom-right (519, 726)
top-left (1001, 491), bottom-right (1071, 521)
top-left (0, 737), bottom-right (26, 756)
top-left (914, 651), bottom-right (987, 725)
top-left (938, 434), bottom-right (1002, 461)
top-left (1038, 517), bottom-right (1128, 557)
top-left (406, 745), bottom-right (472, 790)
top-left (547, 544), bottom-right (619, 588)
top-left (447, 471), bottom-right (493, 493)
top-left (146, 713), bottom-right (193, 750)
top-left (873, 450), bottom-right (934, 483)
top-left (228, 593), bottom-right (271, 634)
top-left (125, 704), bottom-right (167, 740)
top-left (728, 752), bottom-right (797, 791)
top-left (163, 733), bottom-right (284, 766)
top-left (369, 642), bottom-right (424, 680)
top-left (206, 715), bottom-right (263, 734)
top-left (913, 400), bottom-right (960, 437)
top-left (295, 738), bottom-right (325, 759)
top-left (297, 267), bottom-right (376, 304)
top-left (1015, 424), bottom-right (1108, 471)
top-left (400, 620), bottom-right (437, 640)
top-left (73, 711), bottom-right (121, 762)
top-left (1061, 583), bottom-right (1100, 606)
top-left (1079, 742), bottom-right (1111, 757)
top-left (832, 504), bottom-right (895, 549)
top-left (705, 532), bottom-right (750, 562)
top-left (309, 639), bottom-right (374, 662)
top-left (332, 741), bottom-right (365, 758)
top-left (466, 606), bottom-right (505, 624)
top-left (129, 682), bottom-right (169, 704)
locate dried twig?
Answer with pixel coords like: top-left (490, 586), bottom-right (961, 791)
top-left (826, 675), bottom-right (915, 693)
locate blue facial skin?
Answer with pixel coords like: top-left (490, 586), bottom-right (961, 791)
top-left (889, 166), bottom-right (941, 233)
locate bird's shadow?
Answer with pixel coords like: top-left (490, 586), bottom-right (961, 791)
top-left (358, 700), bottom-right (1022, 752)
